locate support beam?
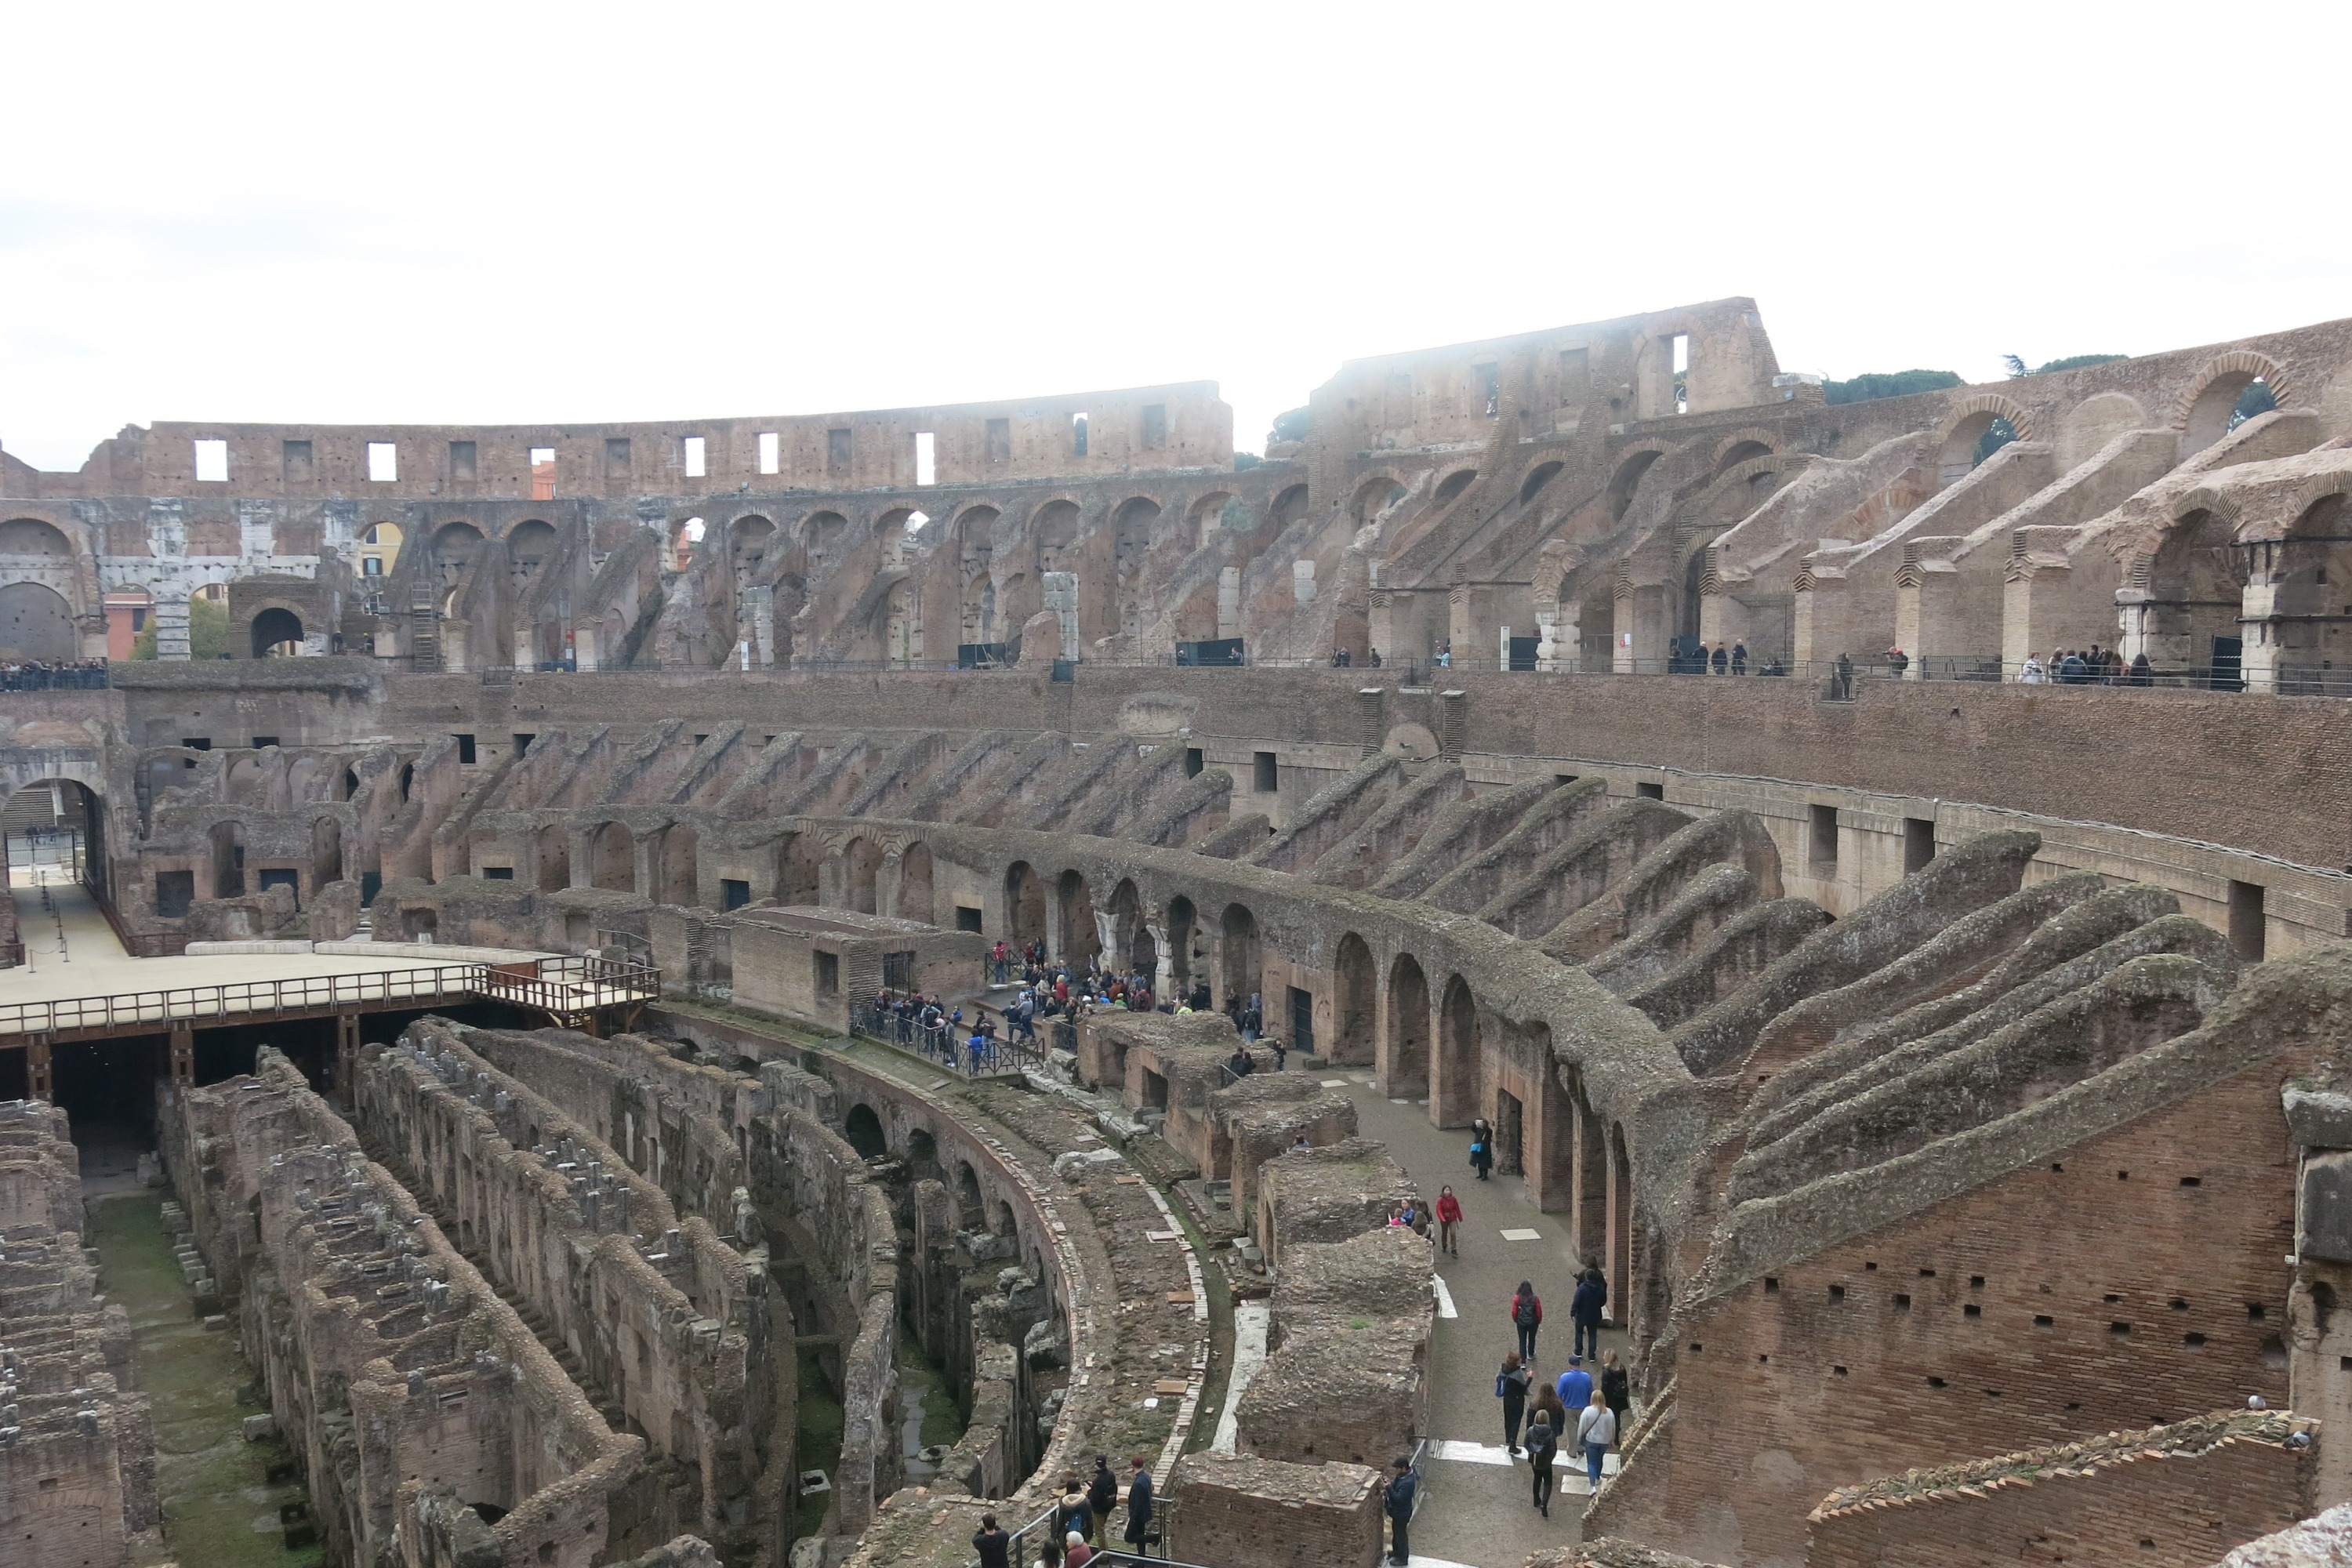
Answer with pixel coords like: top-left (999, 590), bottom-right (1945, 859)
top-left (169, 1022), bottom-right (194, 1087)
top-left (26, 1040), bottom-right (51, 1103)
top-left (336, 1013), bottom-right (361, 1110)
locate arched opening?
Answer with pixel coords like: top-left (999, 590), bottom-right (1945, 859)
top-left (211, 818), bottom-right (245, 897)
top-left (1432, 470), bottom-right (1478, 510)
top-left (339, 766), bottom-right (358, 801)
top-left (250, 606), bottom-right (304, 659)
top-left (1437, 975), bottom-right (1479, 1127)
top-left (0, 583), bottom-right (77, 662)
top-left (1518, 461), bottom-right (1564, 504)
top-left (995, 1200), bottom-right (1017, 1240)
top-left (898, 842), bottom-right (935, 924)
top-left (906, 1127), bottom-right (939, 1181)
top-left (844, 1104), bottom-right (887, 1160)
top-left (1187, 492), bottom-right (1237, 550)
top-left (845, 837), bottom-right (883, 913)
top-left (955, 1163), bottom-right (985, 1229)
top-left (1108, 879), bottom-right (1145, 971)
top-left (1936, 412), bottom-right (2017, 484)
top-left (590, 822), bottom-right (634, 892)
top-left (506, 519), bottom-right (557, 588)
top-left (1057, 870), bottom-right (1100, 965)
top-left (1386, 954), bottom-right (1430, 1098)
top-left (312, 816), bottom-right (343, 885)
top-left (1607, 450), bottom-right (1663, 524)
top-left (731, 515), bottom-right (775, 580)
top-left (1352, 477), bottom-right (1408, 524)
top-left (1219, 903), bottom-right (1261, 1011)
top-left (1006, 862), bottom-right (1047, 949)
top-left (5, 780), bottom-right (102, 898)
top-left (2147, 508), bottom-right (2247, 688)
top-left (659, 825), bottom-right (698, 906)
top-left (0, 518), bottom-right (71, 556)
top-left (1676, 549), bottom-right (1708, 650)
top-left (432, 523), bottom-right (484, 589)
top-left (1112, 497), bottom-right (1162, 637)
top-left (2273, 493), bottom-right (2352, 693)
top-left (536, 823), bottom-right (570, 892)
top-left (2183, 372), bottom-right (2276, 456)
top-left (1332, 934), bottom-right (1377, 1065)
top-left (803, 512), bottom-right (848, 570)
top-left (1714, 441), bottom-right (1772, 476)
top-left (1167, 895), bottom-right (1197, 1000)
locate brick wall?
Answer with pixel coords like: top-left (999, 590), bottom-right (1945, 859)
top-left (1171, 1451), bottom-right (1383, 1568)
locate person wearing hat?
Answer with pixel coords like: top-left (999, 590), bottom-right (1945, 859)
top-left (1086, 1455), bottom-right (1118, 1545)
top-left (1555, 1352), bottom-right (1592, 1411)
top-left (1382, 1456), bottom-right (1417, 1563)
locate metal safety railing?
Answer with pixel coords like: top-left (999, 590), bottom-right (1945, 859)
top-left (849, 1000), bottom-right (1048, 1076)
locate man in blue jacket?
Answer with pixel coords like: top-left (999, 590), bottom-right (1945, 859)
top-left (1382, 1456), bottom-right (1416, 1564)
top-left (1123, 1457), bottom-right (1154, 1552)
top-left (1555, 1352), bottom-right (1593, 1412)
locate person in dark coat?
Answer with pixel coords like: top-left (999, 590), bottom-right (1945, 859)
top-left (972, 1514), bottom-right (1011, 1568)
top-left (1497, 1351), bottom-right (1532, 1454)
top-left (1570, 1263), bottom-right (1608, 1359)
top-left (1469, 1116), bottom-right (1494, 1181)
top-left (2129, 651), bottom-right (2153, 686)
top-left (1087, 1457), bottom-right (1118, 1546)
top-left (1731, 640), bottom-right (1748, 675)
top-left (1599, 1348), bottom-right (1631, 1434)
top-left (1382, 1456), bottom-right (1416, 1563)
top-left (1123, 1457), bottom-right (1153, 1552)
top-left (1511, 1279), bottom-right (1543, 1363)
top-left (1526, 1410), bottom-right (1559, 1516)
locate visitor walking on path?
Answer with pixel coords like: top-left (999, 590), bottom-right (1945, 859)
top-left (1497, 1351), bottom-right (1532, 1454)
top-left (1436, 1185), bottom-right (1462, 1255)
top-left (1087, 1458), bottom-right (1118, 1546)
top-left (1571, 1261), bottom-right (1608, 1359)
top-left (1526, 1410), bottom-right (1559, 1516)
top-left (1511, 1279), bottom-right (1544, 1363)
top-left (1599, 1349), bottom-right (1630, 1437)
top-left (1469, 1116), bottom-right (1494, 1181)
top-left (1577, 1389), bottom-right (1618, 1493)
top-left (1530, 1378), bottom-right (1567, 1441)
top-left (1123, 1458), bottom-right (1153, 1554)
top-left (1555, 1353), bottom-right (1592, 1413)
top-left (1382, 1456), bottom-right (1416, 1563)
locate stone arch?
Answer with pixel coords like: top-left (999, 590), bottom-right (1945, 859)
top-left (1710, 428), bottom-right (1780, 473)
top-left (1111, 496), bottom-right (1162, 634)
top-left (1166, 895), bottom-right (1198, 998)
top-left (0, 583), bottom-right (76, 662)
top-left (0, 518), bottom-right (71, 556)
top-left (1606, 445), bottom-right (1671, 524)
top-left (1431, 469), bottom-right (1479, 510)
top-left (2175, 350), bottom-right (2295, 456)
top-left (954, 1162), bottom-right (984, 1228)
top-left (505, 518), bottom-right (557, 587)
top-left (2057, 391), bottom-right (2151, 470)
top-left (897, 841), bottom-right (934, 924)
top-left (1057, 869), bottom-right (1099, 964)
top-left (2263, 484), bottom-right (2352, 689)
top-left (1386, 953), bottom-right (1431, 1098)
top-left (1332, 933), bottom-right (1376, 1066)
top-left (249, 605), bottom-right (304, 658)
top-left (1517, 459), bottom-right (1566, 505)
top-left (1352, 474), bottom-right (1410, 524)
top-left (731, 513), bottom-right (776, 561)
top-left (1219, 902), bottom-right (1261, 1009)
top-left (1933, 394), bottom-right (2035, 483)
top-left (1437, 973), bottom-right (1479, 1129)
top-left (589, 821), bottom-right (634, 892)
top-left (2144, 492), bottom-right (2248, 685)
top-left (431, 522), bottom-right (484, 588)
top-left (844, 836), bottom-right (883, 913)
top-left (843, 1103), bottom-right (887, 1160)
top-left (1005, 861), bottom-right (1047, 949)
top-left (1185, 490), bottom-right (1237, 550)
top-left (1107, 878), bottom-right (1152, 975)
top-left (801, 511), bottom-right (849, 571)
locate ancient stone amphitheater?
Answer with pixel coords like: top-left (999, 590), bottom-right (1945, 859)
top-left (4, 299), bottom-right (2352, 1568)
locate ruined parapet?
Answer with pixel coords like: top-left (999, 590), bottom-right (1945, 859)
top-left (1171, 1451), bottom-right (1384, 1568)
top-left (1237, 1227), bottom-right (1432, 1467)
top-left (1805, 1410), bottom-right (2318, 1568)
top-left (1208, 1075), bottom-right (1356, 1221)
top-left (1253, 1138), bottom-right (1417, 1266)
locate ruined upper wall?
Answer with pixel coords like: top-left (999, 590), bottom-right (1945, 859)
top-left (3, 382), bottom-right (1235, 501)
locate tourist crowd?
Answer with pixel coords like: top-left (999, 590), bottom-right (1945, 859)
top-left (0, 658), bottom-right (109, 691)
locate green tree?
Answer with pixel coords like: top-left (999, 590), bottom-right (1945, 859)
top-left (2001, 354), bottom-right (2028, 379)
top-left (2229, 378), bottom-right (2277, 432)
top-left (1232, 452), bottom-right (1263, 470)
top-left (1823, 370), bottom-right (1962, 406)
top-left (1268, 407), bottom-right (1310, 445)
top-left (2033, 354), bottom-right (2128, 375)
top-left (129, 596), bottom-right (230, 659)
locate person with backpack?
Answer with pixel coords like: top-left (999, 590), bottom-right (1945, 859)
top-left (1570, 1261), bottom-right (1608, 1359)
top-left (1496, 1350), bottom-right (1532, 1454)
top-left (1525, 1408), bottom-right (1559, 1516)
top-left (1510, 1279), bottom-right (1543, 1363)
top-left (1051, 1476), bottom-right (1091, 1552)
top-left (1086, 1457), bottom-right (1119, 1546)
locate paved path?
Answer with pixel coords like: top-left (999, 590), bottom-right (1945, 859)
top-left (1315, 1070), bottom-right (1635, 1568)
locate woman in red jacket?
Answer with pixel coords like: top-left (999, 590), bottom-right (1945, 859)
top-left (1435, 1185), bottom-right (1464, 1256)
top-left (1510, 1280), bottom-right (1542, 1363)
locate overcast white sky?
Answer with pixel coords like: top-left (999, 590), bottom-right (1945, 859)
top-left (5, 2), bottom-right (2350, 472)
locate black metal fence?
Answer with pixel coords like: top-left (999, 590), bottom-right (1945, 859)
top-left (850, 1000), bottom-right (1048, 1076)
top-left (0, 662), bottom-right (109, 691)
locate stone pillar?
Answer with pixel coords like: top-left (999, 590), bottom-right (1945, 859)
top-left (169, 1022), bottom-right (195, 1087)
top-left (1149, 921), bottom-right (1174, 1000)
top-left (1044, 571), bottom-right (1080, 661)
top-left (336, 1014), bottom-right (361, 1111)
top-left (1218, 567), bottom-right (1242, 641)
top-left (573, 625), bottom-right (600, 672)
top-left (441, 622), bottom-right (470, 674)
top-left (2238, 579), bottom-right (2281, 694)
top-left (1368, 588), bottom-right (1395, 665)
top-left (26, 1040), bottom-right (51, 1103)
top-left (746, 585), bottom-right (775, 667)
top-left (154, 596), bottom-right (192, 662)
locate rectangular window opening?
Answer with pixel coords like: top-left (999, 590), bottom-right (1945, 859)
top-left (682, 435), bottom-right (706, 478)
top-left (1635, 781), bottom-right (1665, 800)
top-left (367, 441), bottom-right (398, 483)
top-left (250, 735), bottom-right (279, 750)
top-left (1185, 746), bottom-right (1203, 778)
top-left (1142, 403), bottom-right (1167, 450)
top-left (448, 440), bottom-right (477, 481)
top-left (2228, 879), bottom-right (2266, 962)
top-left (512, 733), bottom-right (534, 757)
top-left (1809, 803), bottom-right (1840, 874)
top-left (1072, 412), bottom-right (1089, 458)
top-left (826, 427), bottom-right (852, 473)
top-left (1671, 333), bottom-right (1691, 414)
top-left (1558, 347), bottom-right (1590, 405)
top-left (604, 437), bottom-right (631, 478)
top-left (482, 866), bottom-right (515, 880)
top-left (985, 418), bottom-right (1011, 464)
top-left (529, 446), bottom-right (557, 501)
top-left (453, 732), bottom-right (477, 765)
top-left (193, 438), bottom-right (229, 481)
top-left (757, 431), bottom-right (781, 475)
top-left (915, 430), bottom-right (936, 486)
top-left (1904, 816), bottom-right (1936, 873)
top-left (720, 878), bottom-right (751, 912)
top-left (815, 949), bottom-right (840, 998)
top-left (1253, 751), bottom-right (1279, 793)
top-left (282, 438), bottom-right (314, 481)
top-left (955, 906), bottom-right (984, 933)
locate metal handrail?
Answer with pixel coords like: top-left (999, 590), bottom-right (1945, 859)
top-left (850, 1000), bottom-right (1047, 1076)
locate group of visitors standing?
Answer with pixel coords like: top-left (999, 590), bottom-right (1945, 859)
top-left (969, 1456), bottom-right (1153, 1568)
top-left (2017, 644), bottom-right (2152, 684)
top-left (0, 658), bottom-right (107, 691)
